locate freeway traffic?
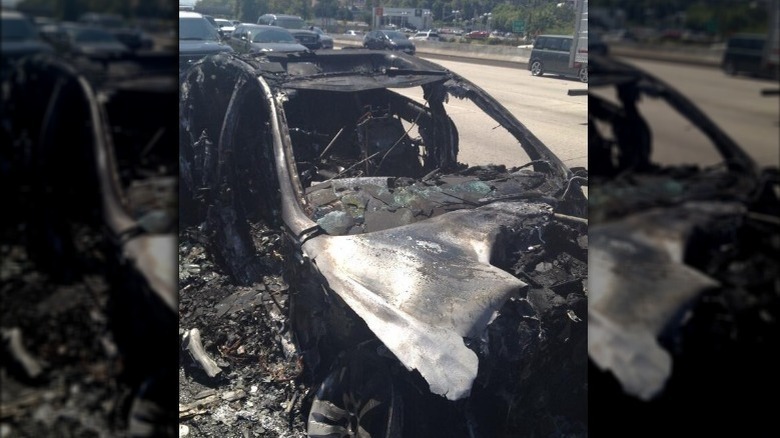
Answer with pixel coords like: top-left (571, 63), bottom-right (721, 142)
top-left (413, 56), bottom-right (588, 170)
top-left (421, 55), bottom-right (775, 172)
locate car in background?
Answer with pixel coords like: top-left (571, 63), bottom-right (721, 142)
top-left (721, 33), bottom-right (777, 78)
top-left (178, 11), bottom-right (233, 72)
top-left (256, 13), bottom-right (305, 29)
top-left (78, 12), bottom-right (153, 51)
top-left (344, 29), bottom-right (363, 37)
top-left (256, 14), bottom-right (321, 50)
top-left (528, 34), bottom-right (587, 83)
top-left (1, 9), bottom-right (53, 77)
top-left (226, 24), bottom-right (308, 54)
top-left (180, 49), bottom-right (586, 437)
top-left (363, 29), bottom-right (415, 55)
top-left (464, 30), bottom-right (489, 39)
top-left (32, 15), bottom-right (56, 27)
top-left (213, 18), bottom-right (236, 37)
top-left (309, 26), bottom-right (333, 49)
top-left (411, 30), bottom-right (440, 41)
top-left (41, 23), bottom-right (130, 61)
top-left (202, 14), bottom-right (219, 29)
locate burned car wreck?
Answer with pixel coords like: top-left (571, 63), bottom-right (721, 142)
top-left (2, 53), bottom-right (178, 436)
top-left (588, 55), bottom-right (780, 434)
top-left (179, 50), bottom-right (587, 436)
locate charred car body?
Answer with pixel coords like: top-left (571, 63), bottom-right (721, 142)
top-left (588, 55), bottom-right (780, 434)
top-left (3, 52), bottom-right (178, 435)
top-left (180, 50), bottom-right (587, 436)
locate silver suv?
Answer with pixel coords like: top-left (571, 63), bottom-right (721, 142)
top-left (256, 13), bottom-right (321, 50)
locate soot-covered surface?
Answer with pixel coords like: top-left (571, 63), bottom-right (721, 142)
top-left (0, 219), bottom-right (136, 437)
top-left (178, 224), bottom-right (309, 438)
top-left (177, 196), bottom-right (588, 437)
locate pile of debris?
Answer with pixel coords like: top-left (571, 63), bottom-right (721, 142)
top-left (178, 225), bottom-right (309, 437)
top-left (0, 226), bottom-right (135, 437)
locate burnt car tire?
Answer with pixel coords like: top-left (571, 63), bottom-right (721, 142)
top-left (530, 60), bottom-right (544, 76)
top-left (578, 66), bottom-right (588, 83)
top-left (307, 350), bottom-right (403, 438)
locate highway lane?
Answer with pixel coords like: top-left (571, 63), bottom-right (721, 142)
top-left (396, 57), bottom-right (588, 170)
top-left (608, 58), bottom-right (779, 168)
top-left (408, 54), bottom-right (776, 172)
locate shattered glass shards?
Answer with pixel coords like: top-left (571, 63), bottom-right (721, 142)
top-left (307, 168), bottom-right (558, 235)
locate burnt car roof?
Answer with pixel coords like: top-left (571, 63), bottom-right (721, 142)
top-left (191, 50), bottom-right (578, 182)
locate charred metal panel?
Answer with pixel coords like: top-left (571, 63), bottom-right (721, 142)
top-left (589, 201), bottom-right (746, 400)
top-left (122, 234), bottom-right (178, 312)
top-left (302, 201), bottom-right (552, 400)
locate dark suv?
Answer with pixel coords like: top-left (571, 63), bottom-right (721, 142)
top-left (178, 11), bottom-right (233, 72)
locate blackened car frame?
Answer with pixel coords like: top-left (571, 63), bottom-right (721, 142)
top-left (3, 53), bottom-right (178, 436)
top-left (587, 55), bottom-right (780, 434)
top-left (180, 50), bottom-right (588, 437)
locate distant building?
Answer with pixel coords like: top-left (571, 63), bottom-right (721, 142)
top-left (372, 7), bottom-right (433, 30)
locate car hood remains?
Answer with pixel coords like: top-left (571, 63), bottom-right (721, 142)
top-left (588, 201), bottom-right (749, 400)
top-left (302, 201), bottom-right (552, 400)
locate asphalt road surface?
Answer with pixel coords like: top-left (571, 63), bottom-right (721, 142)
top-left (609, 58), bottom-right (779, 169)
top-left (399, 57), bottom-right (588, 170)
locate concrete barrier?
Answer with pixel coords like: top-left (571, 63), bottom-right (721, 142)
top-left (333, 35), bottom-right (531, 66)
top-left (607, 42), bottom-right (724, 67)
top-left (412, 40), bottom-right (532, 64)
top-left (333, 36), bottom-right (725, 68)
